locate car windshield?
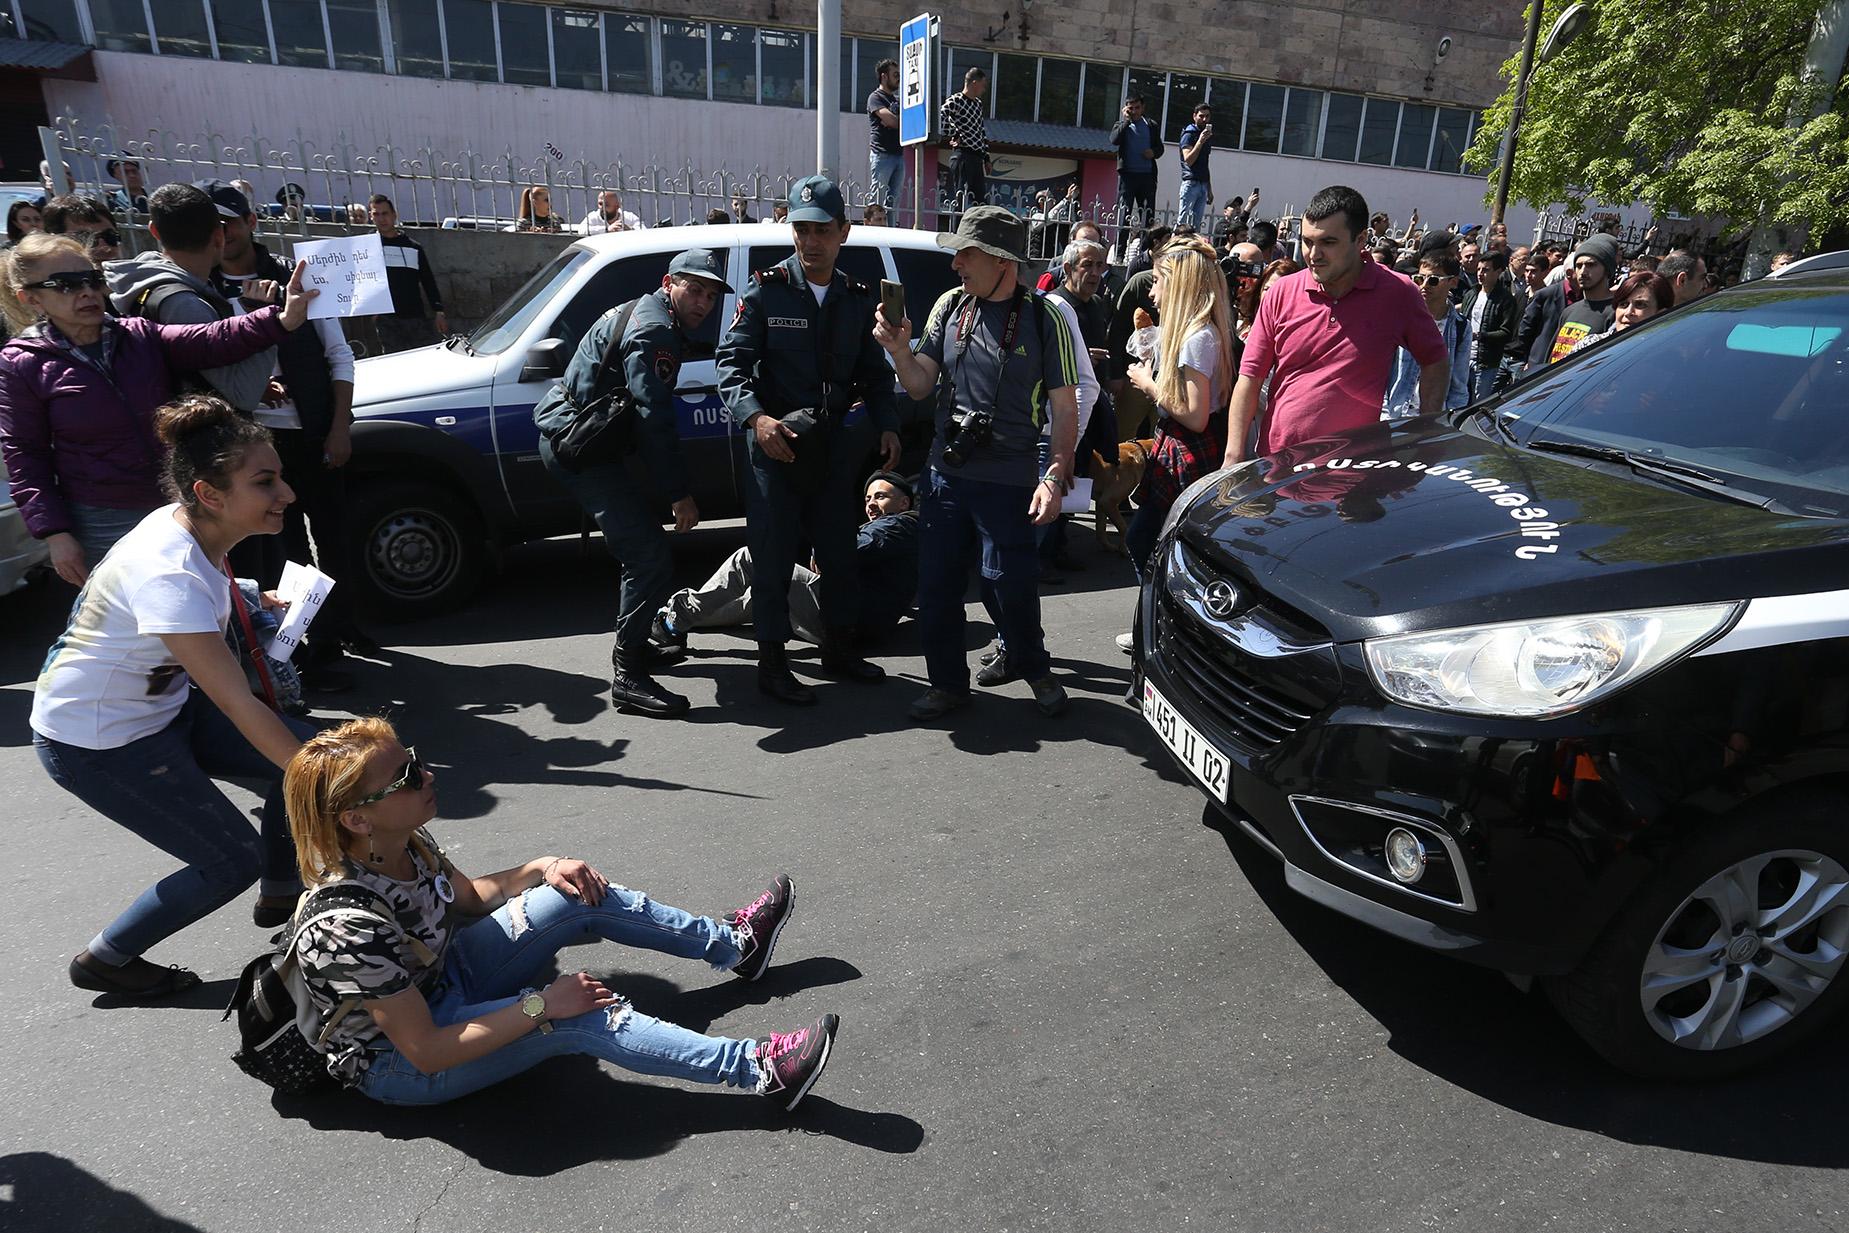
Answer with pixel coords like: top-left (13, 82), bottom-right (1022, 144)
top-left (1506, 284), bottom-right (1849, 517)
top-left (468, 248), bottom-right (589, 354)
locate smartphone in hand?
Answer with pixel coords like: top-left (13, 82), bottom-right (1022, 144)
top-left (879, 279), bottom-right (906, 329)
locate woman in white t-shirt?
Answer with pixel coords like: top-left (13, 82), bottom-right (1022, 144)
top-left (33, 395), bottom-right (319, 1001)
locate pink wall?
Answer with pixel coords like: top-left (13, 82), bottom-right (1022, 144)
top-left (1080, 159), bottom-right (1117, 214)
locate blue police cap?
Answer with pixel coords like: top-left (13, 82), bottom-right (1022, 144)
top-left (667, 248), bottom-right (733, 292)
top-left (787, 175), bottom-right (846, 224)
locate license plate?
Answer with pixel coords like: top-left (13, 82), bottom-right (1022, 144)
top-left (1143, 678), bottom-right (1230, 802)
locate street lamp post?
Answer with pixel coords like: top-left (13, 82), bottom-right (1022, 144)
top-left (1491, 2), bottom-right (1594, 225)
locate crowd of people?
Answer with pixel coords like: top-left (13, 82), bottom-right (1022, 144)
top-left (0, 141), bottom-right (1806, 1119)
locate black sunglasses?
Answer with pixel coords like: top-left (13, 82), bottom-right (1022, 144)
top-left (23, 271), bottom-right (106, 293)
top-left (81, 229), bottom-right (122, 247)
top-left (353, 747), bottom-right (428, 806)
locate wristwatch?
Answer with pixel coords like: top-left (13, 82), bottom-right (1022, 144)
top-left (518, 988), bottom-right (553, 1034)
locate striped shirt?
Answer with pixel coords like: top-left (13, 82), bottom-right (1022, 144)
top-left (940, 91), bottom-right (989, 157)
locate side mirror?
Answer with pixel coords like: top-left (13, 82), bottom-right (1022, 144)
top-left (520, 337), bottom-right (569, 383)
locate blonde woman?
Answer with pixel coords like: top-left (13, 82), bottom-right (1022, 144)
top-left (1121, 240), bottom-right (1234, 578)
top-left (515, 185), bottom-right (562, 232)
top-left (280, 717), bottom-right (838, 1109)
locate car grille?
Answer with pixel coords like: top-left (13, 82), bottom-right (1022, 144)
top-left (1155, 601), bottom-right (1322, 752)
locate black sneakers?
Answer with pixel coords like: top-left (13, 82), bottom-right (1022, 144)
top-left (650, 610), bottom-right (687, 656)
top-left (756, 1013), bottom-right (839, 1111)
top-left (728, 874), bottom-right (794, 981)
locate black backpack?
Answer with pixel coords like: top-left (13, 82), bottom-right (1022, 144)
top-left (222, 879), bottom-right (436, 1094)
top-left (533, 298), bottom-right (643, 471)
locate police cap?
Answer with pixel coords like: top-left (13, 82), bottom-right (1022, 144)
top-left (668, 247), bottom-right (734, 292)
top-left (787, 175), bottom-right (846, 224)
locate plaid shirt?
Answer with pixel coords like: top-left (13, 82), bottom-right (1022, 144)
top-left (940, 91), bottom-right (988, 157)
top-left (1142, 413), bottom-right (1227, 509)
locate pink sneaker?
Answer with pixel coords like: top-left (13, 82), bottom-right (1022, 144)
top-left (756, 1014), bottom-right (838, 1110)
top-left (727, 874), bottom-right (793, 982)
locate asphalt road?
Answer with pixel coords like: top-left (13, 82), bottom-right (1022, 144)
top-left (2, 529), bottom-right (1844, 1233)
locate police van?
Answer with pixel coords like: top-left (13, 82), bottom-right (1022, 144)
top-left (343, 223), bottom-right (961, 617)
top-left (1134, 253), bottom-right (1849, 1078)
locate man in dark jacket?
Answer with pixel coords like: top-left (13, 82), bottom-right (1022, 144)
top-left (1514, 277), bottom-right (1567, 373)
top-left (534, 249), bottom-right (725, 718)
top-left (1462, 248), bottom-right (1519, 400)
top-left (367, 193), bottom-right (447, 354)
top-left (1110, 96), bottom-right (1163, 231)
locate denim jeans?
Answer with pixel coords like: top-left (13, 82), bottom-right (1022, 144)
top-left (1177, 182), bottom-right (1211, 230)
top-left (67, 502), bottom-right (154, 572)
top-left (915, 466), bottom-right (1049, 690)
top-left (869, 150), bottom-right (904, 216)
top-left (357, 884), bottom-right (760, 1106)
top-left (539, 435), bottom-right (674, 650)
top-left (35, 688), bottom-right (316, 965)
top-left (1469, 365), bottom-right (1506, 404)
top-left (1125, 493), bottom-right (1169, 585)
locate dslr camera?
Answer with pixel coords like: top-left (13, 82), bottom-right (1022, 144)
top-left (941, 405), bottom-right (994, 468)
top-left (1224, 256), bottom-right (1266, 280)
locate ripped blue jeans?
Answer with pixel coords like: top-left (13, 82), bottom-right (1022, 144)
top-left (357, 884), bottom-right (761, 1105)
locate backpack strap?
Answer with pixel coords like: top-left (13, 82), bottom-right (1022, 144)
top-left (575, 297), bottom-right (643, 412)
top-left (134, 277), bottom-right (235, 322)
top-left (284, 879), bottom-right (439, 970)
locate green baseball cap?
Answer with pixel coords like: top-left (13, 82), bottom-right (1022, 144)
top-left (936, 205), bottom-right (1029, 263)
top-left (667, 248), bottom-right (733, 291)
top-left (787, 175), bottom-right (846, 224)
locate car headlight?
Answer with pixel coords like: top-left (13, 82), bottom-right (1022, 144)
top-left (1363, 603), bottom-right (1740, 718)
top-left (1158, 465), bottom-right (1243, 542)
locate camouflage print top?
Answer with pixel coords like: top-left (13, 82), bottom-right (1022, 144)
top-left (294, 828), bottom-right (463, 1084)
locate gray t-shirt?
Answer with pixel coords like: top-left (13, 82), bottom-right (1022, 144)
top-left (918, 288), bottom-right (1079, 487)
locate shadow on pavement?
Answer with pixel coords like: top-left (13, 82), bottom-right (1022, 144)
top-left (0, 1152), bottom-right (205, 1232)
top-left (1207, 806), bottom-right (1849, 1168)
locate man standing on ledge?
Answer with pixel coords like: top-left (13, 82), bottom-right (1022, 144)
top-left (1224, 185), bottom-right (1448, 465)
top-left (367, 193), bottom-right (447, 354)
top-left (940, 67), bottom-right (992, 223)
top-left (717, 176), bottom-right (902, 705)
top-left (873, 206), bottom-right (1081, 722)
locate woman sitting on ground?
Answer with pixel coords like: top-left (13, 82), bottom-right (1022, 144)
top-left (515, 185), bottom-right (562, 233)
top-left (0, 234), bottom-right (313, 584)
top-left (281, 716), bottom-right (839, 1109)
top-left (35, 392), bottom-right (321, 1000)
top-left (1569, 270), bottom-right (1676, 353)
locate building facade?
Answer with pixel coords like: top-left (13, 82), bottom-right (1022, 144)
top-left (3, 0), bottom-right (1537, 233)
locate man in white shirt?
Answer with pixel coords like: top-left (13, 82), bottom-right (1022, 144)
top-left (581, 190), bottom-right (646, 234)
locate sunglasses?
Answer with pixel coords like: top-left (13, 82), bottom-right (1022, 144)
top-left (77, 229), bottom-right (122, 247)
top-left (352, 747), bottom-right (428, 806)
top-left (1412, 274), bottom-right (1453, 286)
top-left (23, 271), bottom-right (106, 293)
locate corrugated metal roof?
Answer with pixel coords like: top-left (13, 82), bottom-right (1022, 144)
top-left (986, 120), bottom-right (1117, 156)
top-left (0, 38), bottom-right (93, 72)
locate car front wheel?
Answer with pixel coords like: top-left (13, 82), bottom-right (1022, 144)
top-left (1546, 792), bottom-right (1849, 1079)
top-left (347, 479), bottom-right (485, 620)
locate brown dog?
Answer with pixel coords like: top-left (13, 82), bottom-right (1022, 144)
top-left (1090, 438), bottom-right (1154, 554)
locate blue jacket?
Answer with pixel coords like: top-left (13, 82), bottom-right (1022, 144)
top-left (855, 511), bottom-right (918, 634)
top-left (1383, 306), bottom-right (1472, 421)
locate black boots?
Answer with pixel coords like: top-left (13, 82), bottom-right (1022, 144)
top-left (612, 644), bottom-right (690, 717)
top-left (757, 642), bottom-right (817, 705)
top-left (820, 627), bottom-right (885, 682)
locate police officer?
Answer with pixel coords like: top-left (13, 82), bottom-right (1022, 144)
top-left (716, 175), bottom-right (902, 705)
top-left (535, 249), bottom-right (728, 718)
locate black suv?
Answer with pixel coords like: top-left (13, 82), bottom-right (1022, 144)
top-left (1134, 258), bottom-right (1849, 1078)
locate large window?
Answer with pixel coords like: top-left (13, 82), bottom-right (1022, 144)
top-left (710, 23), bottom-right (753, 102)
top-left (1038, 57), bottom-right (1079, 127)
top-left (605, 15), bottom-right (650, 93)
top-left (1243, 84), bottom-right (1283, 154)
top-left (1358, 97), bottom-right (1398, 165)
top-left (18, 0), bottom-right (82, 43)
top-left (496, 3), bottom-right (549, 86)
top-left (1394, 103), bottom-right (1435, 169)
top-left (387, 0), bottom-right (442, 77)
top-left (995, 53), bottom-right (1036, 123)
top-left (1320, 92), bottom-right (1363, 162)
top-left (212, 0), bottom-right (270, 62)
top-left (87, 0), bottom-right (151, 53)
top-left (150, 0), bottom-right (211, 57)
top-left (1165, 73), bottom-right (1205, 144)
top-left (660, 19), bottom-right (707, 98)
top-left (550, 8), bottom-right (600, 90)
top-left (760, 28), bottom-right (803, 107)
top-left (327, 0), bottom-right (383, 72)
top-left (443, 0), bottom-right (497, 81)
top-left (269, 0), bottom-right (329, 68)
top-left (1208, 79), bottom-right (1243, 148)
top-left (1281, 88), bottom-right (1322, 157)
top-left (1432, 107), bottom-right (1474, 175)
top-left (1081, 62), bottom-right (1121, 129)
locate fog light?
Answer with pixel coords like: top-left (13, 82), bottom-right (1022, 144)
top-left (1383, 828), bottom-right (1428, 883)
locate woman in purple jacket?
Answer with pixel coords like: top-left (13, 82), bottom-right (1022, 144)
top-left (0, 233), bottom-right (310, 585)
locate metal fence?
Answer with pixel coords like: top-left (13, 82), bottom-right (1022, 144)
top-left (45, 112), bottom-right (1279, 258)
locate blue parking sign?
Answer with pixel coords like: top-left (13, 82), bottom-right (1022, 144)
top-left (899, 14), bottom-right (933, 147)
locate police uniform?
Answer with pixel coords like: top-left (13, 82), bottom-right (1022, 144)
top-left (536, 249), bottom-right (731, 717)
top-left (716, 175), bottom-right (898, 702)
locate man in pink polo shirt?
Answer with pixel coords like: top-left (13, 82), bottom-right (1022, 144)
top-left (1224, 186), bottom-right (1449, 465)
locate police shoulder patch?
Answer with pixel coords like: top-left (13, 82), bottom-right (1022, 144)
top-left (653, 348), bottom-right (677, 381)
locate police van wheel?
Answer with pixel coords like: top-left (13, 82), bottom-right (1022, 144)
top-left (349, 479), bottom-right (484, 620)
top-left (1543, 790), bottom-right (1849, 1079)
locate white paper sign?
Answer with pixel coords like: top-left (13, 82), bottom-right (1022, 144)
top-left (291, 232), bottom-right (392, 320)
top-left (1059, 477), bottom-right (1094, 515)
top-left (266, 561), bottom-right (336, 661)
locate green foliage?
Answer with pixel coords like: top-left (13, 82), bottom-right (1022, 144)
top-left (1465, 0), bottom-right (1848, 230)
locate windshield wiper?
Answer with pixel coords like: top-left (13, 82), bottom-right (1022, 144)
top-left (1474, 405), bottom-right (1520, 444)
top-left (1525, 438), bottom-right (1802, 514)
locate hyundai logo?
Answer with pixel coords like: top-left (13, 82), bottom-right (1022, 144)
top-left (1202, 580), bottom-right (1241, 618)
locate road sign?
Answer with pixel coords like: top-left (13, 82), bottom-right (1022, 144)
top-left (899, 13), bottom-right (934, 147)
